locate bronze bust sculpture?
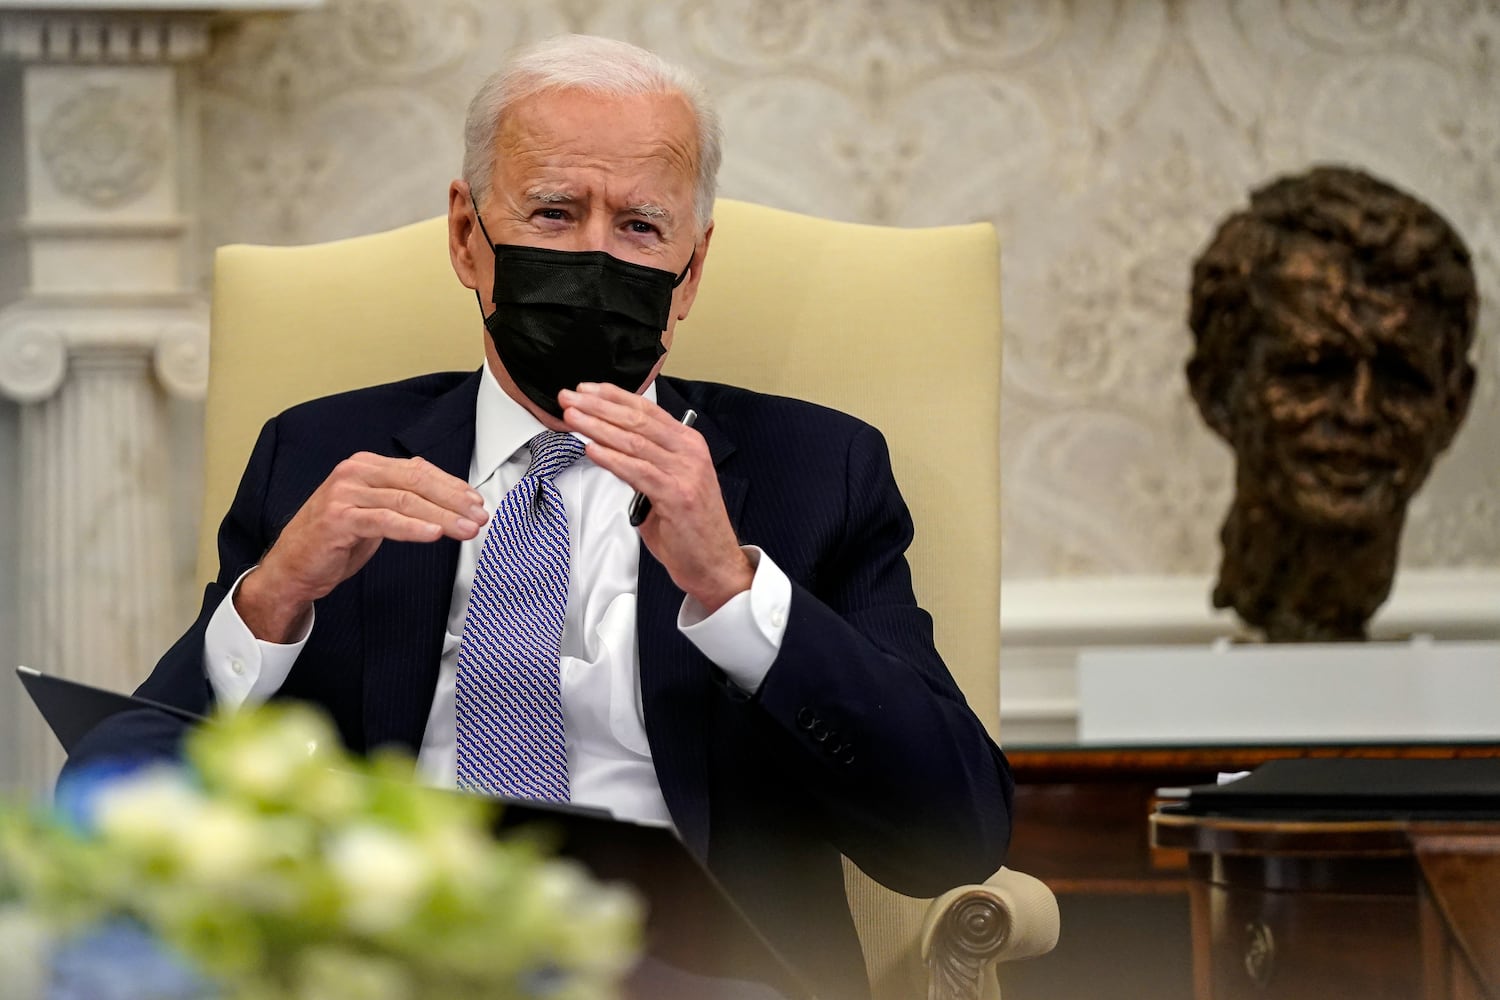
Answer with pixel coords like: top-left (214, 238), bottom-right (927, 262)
top-left (1187, 166), bottom-right (1478, 641)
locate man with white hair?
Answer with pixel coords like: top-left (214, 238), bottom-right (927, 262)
top-left (118, 34), bottom-right (1012, 999)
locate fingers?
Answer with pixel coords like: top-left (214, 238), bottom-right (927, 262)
top-left (248, 452), bottom-right (486, 629)
top-left (556, 384), bottom-right (750, 609)
top-left (558, 384), bottom-right (703, 477)
top-left (344, 505), bottom-right (459, 542)
top-left (348, 454), bottom-right (488, 520)
top-left (332, 453), bottom-right (489, 540)
top-left (558, 383), bottom-right (717, 532)
top-left (341, 484), bottom-right (483, 540)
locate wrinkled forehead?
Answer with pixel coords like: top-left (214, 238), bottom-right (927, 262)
top-left (495, 87), bottom-right (700, 193)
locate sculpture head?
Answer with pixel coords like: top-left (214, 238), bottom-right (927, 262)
top-left (1188, 166), bottom-right (1477, 533)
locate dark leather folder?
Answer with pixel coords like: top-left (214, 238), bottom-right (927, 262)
top-left (17, 666), bottom-right (815, 999)
top-left (18, 665), bottom-right (203, 751)
top-left (1167, 757), bottom-right (1500, 821)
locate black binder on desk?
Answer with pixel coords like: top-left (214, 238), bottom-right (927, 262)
top-left (17, 665), bottom-right (203, 752)
top-left (1164, 757), bottom-right (1500, 821)
top-left (17, 667), bottom-right (814, 999)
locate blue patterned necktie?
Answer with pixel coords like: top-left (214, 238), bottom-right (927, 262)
top-left (455, 430), bottom-right (585, 801)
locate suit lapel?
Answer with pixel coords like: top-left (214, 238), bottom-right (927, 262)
top-left (638, 378), bottom-right (746, 859)
top-left (360, 370), bottom-right (481, 752)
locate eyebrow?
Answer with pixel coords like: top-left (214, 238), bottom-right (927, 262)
top-left (525, 188), bottom-right (577, 204)
top-left (628, 203), bottom-right (672, 223)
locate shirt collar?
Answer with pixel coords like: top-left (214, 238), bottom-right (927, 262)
top-left (470, 363), bottom-right (657, 487)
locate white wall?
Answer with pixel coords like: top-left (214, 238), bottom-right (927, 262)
top-left (190, 0), bottom-right (1499, 580)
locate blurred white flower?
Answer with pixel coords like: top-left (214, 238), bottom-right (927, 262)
top-left (221, 744), bottom-right (303, 801)
top-left (532, 859), bottom-right (592, 909)
top-left (422, 825), bottom-right (488, 886)
top-left (175, 801), bottom-right (263, 888)
top-left (93, 768), bottom-right (206, 853)
top-left (327, 825), bottom-right (434, 934)
top-left (296, 766), bottom-right (363, 823)
top-left (1, 704), bottom-right (642, 999)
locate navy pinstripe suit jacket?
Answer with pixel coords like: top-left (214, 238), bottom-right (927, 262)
top-left (125, 369), bottom-right (1012, 999)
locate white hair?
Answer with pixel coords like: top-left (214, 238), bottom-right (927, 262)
top-left (462, 34), bottom-right (723, 234)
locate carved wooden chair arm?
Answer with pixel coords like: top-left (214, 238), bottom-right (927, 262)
top-left (919, 867), bottom-right (1060, 1000)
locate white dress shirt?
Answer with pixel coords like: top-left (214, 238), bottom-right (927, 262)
top-left (204, 366), bottom-right (793, 825)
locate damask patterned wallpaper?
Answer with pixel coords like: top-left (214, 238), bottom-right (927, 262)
top-left (194, 0), bottom-right (1500, 579)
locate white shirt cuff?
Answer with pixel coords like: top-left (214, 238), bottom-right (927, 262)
top-left (203, 567), bottom-right (314, 710)
top-left (677, 545), bottom-right (790, 694)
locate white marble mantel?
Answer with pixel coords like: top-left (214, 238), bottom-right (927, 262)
top-left (0, 0), bottom-right (319, 795)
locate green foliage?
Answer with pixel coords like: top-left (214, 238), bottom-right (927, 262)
top-left (0, 704), bottom-right (642, 1000)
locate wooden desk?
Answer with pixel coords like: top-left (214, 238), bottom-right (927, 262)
top-left (1008, 743), bottom-right (1500, 893)
top-left (1411, 832), bottom-right (1500, 1000)
top-left (999, 744), bottom-right (1500, 1000)
top-left (1152, 812), bottom-right (1500, 1000)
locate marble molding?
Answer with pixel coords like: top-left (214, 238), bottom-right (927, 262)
top-left (0, 4), bottom-right (310, 795)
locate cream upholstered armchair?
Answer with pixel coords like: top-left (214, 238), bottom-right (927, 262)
top-left (197, 199), bottom-right (1060, 1000)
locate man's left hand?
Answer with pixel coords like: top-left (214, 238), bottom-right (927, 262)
top-left (560, 382), bottom-right (753, 613)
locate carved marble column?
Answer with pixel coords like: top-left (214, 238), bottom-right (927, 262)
top-left (0, 3), bottom-right (313, 795)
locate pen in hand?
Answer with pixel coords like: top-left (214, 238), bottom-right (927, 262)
top-left (628, 409), bottom-right (698, 527)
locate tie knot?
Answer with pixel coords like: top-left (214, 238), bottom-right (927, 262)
top-left (525, 431), bottom-right (585, 482)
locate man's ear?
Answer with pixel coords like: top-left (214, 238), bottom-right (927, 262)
top-left (448, 180), bottom-right (481, 292)
top-left (674, 221), bottom-right (714, 322)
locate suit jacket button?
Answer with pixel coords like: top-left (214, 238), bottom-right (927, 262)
top-left (838, 746), bottom-right (856, 764)
top-left (796, 707), bottom-right (817, 730)
top-left (811, 721), bottom-right (830, 742)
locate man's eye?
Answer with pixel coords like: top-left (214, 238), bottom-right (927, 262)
top-left (537, 208), bottom-right (568, 221)
top-left (626, 220), bottom-right (658, 235)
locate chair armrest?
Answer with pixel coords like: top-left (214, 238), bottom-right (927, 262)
top-left (920, 867), bottom-right (1060, 1000)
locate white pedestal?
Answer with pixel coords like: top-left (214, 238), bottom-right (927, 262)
top-left (1077, 639), bottom-right (1500, 745)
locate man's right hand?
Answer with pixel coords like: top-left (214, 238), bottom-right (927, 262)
top-left (235, 453), bottom-right (488, 643)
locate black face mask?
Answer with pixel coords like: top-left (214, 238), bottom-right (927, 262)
top-left (472, 202), bottom-right (690, 418)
